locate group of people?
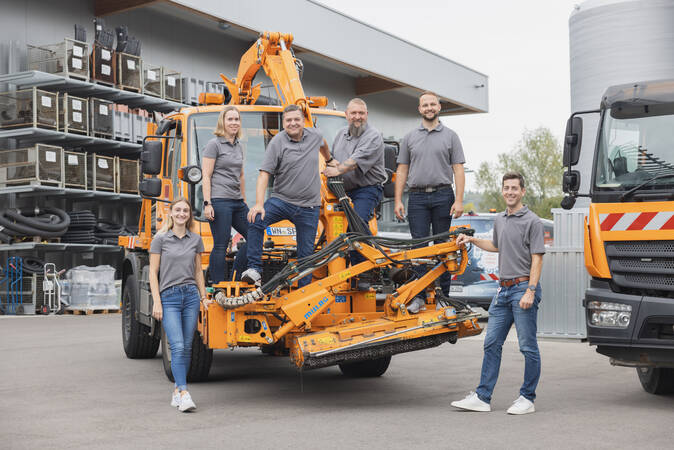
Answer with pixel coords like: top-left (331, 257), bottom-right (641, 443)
top-left (147, 91), bottom-right (546, 415)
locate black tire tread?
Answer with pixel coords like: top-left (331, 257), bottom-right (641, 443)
top-left (122, 274), bottom-right (160, 359)
top-left (637, 367), bottom-right (674, 395)
top-left (339, 356), bottom-right (391, 378)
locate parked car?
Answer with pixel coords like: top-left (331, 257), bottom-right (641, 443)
top-left (450, 213), bottom-right (553, 308)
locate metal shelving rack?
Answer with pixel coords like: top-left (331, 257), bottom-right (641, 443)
top-left (0, 127), bottom-right (140, 156)
top-left (0, 71), bottom-right (187, 113)
top-left (0, 184), bottom-right (141, 201)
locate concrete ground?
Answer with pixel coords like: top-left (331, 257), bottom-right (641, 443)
top-left (1, 315), bottom-right (672, 450)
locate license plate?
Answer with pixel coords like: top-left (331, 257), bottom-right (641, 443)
top-left (266, 226), bottom-right (296, 236)
top-left (450, 285), bottom-right (463, 293)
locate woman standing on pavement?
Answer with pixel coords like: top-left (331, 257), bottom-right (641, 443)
top-left (149, 197), bottom-right (208, 412)
top-left (202, 106), bottom-right (249, 283)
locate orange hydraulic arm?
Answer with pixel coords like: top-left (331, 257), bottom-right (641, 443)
top-left (220, 31), bottom-right (327, 126)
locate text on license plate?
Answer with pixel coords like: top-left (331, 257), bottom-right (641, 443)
top-left (266, 226), bottom-right (296, 236)
top-left (450, 285), bottom-right (463, 293)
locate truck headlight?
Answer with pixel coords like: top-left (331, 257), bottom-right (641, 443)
top-left (587, 301), bottom-right (632, 328)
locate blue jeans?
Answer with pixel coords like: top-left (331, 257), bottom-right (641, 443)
top-left (247, 197), bottom-right (320, 287)
top-left (161, 283), bottom-right (201, 391)
top-left (407, 186), bottom-right (455, 296)
top-left (208, 198), bottom-right (249, 283)
top-left (476, 282), bottom-right (542, 403)
top-left (347, 184), bottom-right (383, 265)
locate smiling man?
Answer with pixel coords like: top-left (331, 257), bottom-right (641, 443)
top-left (394, 91), bottom-right (466, 312)
top-left (451, 172), bottom-right (545, 415)
top-left (241, 104), bottom-right (331, 288)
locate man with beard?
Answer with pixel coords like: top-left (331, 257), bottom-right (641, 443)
top-left (394, 91), bottom-right (466, 313)
top-left (323, 98), bottom-right (386, 230)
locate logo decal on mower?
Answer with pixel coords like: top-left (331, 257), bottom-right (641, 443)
top-left (304, 296), bottom-right (329, 320)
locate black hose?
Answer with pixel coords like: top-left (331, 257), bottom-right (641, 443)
top-left (22, 257), bottom-right (46, 274)
top-left (0, 207), bottom-right (70, 239)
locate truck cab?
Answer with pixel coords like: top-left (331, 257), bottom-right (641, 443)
top-left (562, 79), bottom-right (674, 394)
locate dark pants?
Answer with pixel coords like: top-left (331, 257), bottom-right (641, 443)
top-left (476, 282), bottom-right (542, 403)
top-left (208, 198), bottom-right (249, 283)
top-left (407, 186), bottom-right (455, 296)
top-left (347, 184), bottom-right (383, 265)
top-left (247, 197), bottom-right (320, 287)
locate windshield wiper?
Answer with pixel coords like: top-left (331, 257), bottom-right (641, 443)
top-left (620, 174), bottom-right (674, 201)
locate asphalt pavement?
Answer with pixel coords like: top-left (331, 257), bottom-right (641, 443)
top-left (1, 314), bottom-right (672, 450)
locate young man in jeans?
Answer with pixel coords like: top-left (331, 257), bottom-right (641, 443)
top-left (394, 91), bottom-right (466, 312)
top-left (241, 105), bottom-right (331, 288)
top-left (451, 172), bottom-right (545, 415)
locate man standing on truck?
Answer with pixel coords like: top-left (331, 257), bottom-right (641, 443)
top-left (394, 91), bottom-right (466, 312)
top-left (323, 98), bottom-right (386, 274)
top-left (451, 172), bottom-right (545, 415)
top-left (241, 104), bottom-right (331, 288)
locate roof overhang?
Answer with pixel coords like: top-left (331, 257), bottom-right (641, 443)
top-left (102, 0), bottom-right (489, 116)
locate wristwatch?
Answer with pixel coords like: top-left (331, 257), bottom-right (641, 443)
top-left (325, 157), bottom-right (334, 164)
top-left (527, 285), bottom-right (536, 292)
top-left (203, 200), bottom-right (210, 207)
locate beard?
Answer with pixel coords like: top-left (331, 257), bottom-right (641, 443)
top-left (420, 111), bottom-right (439, 122)
top-left (348, 122), bottom-right (367, 137)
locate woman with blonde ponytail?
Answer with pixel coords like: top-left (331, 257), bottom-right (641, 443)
top-left (149, 197), bottom-right (208, 412)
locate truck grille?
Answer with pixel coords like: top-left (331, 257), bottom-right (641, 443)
top-left (606, 241), bottom-right (674, 293)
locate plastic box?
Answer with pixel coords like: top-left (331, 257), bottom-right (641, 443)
top-left (27, 38), bottom-right (89, 81)
top-left (59, 93), bottom-right (88, 135)
top-left (181, 77), bottom-right (206, 105)
top-left (63, 265), bottom-right (119, 310)
top-left (0, 144), bottom-right (64, 188)
top-left (112, 110), bottom-right (131, 141)
top-left (0, 88), bottom-right (58, 130)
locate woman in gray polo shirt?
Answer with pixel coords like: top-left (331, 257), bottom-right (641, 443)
top-left (149, 197), bottom-right (207, 412)
top-left (202, 106), bottom-right (249, 283)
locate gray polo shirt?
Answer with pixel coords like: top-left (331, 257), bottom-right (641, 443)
top-left (150, 229), bottom-right (204, 293)
top-left (202, 137), bottom-right (244, 200)
top-left (397, 123), bottom-right (465, 188)
top-left (492, 206), bottom-right (546, 280)
top-left (332, 123), bottom-right (386, 191)
top-left (260, 127), bottom-right (324, 207)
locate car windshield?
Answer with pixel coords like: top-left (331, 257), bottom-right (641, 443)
top-left (188, 111), bottom-right (346, 216)
top-left (452, 217), bottom-right (495, 235)
top-left (594, 109), bottom-right (674, 191)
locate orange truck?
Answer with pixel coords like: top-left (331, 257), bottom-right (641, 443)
top-left (562, 79), bottom-right (674, 395)
top-left (119, 32), bottom-right (483, 382)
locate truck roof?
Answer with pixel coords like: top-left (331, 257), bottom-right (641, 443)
top-left (602, 79), bottom-right (674, 109)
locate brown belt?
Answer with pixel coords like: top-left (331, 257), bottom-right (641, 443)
top-left (499, 277), bottom-right (529, 287)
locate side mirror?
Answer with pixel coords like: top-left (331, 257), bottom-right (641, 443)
top-left (561, 196), bottom-right (576, 210)
top-left (139, 177), bottom-right (162, 197)
top-left (141, 140), bottom-right (162, 175)
top-left (562, 170), bottom-right (581, 193)
top-left (383, 142), bottom-right (398, 198)
top-left (563, 116), bottom-right (583, 166)
top-left (155, 119), bottom-right (175, 136)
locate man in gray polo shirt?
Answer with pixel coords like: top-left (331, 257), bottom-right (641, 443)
top-left (451, 172), bottom-right (545, 415)
top-left (394, 91), bottom-right (466, 311)
top-left (241, 104), bottom-right (331, 288)
top-left (323, 98), bottom-right (385, 271)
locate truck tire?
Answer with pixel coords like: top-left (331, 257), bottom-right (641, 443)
top-left (122, 274), bottom-right (159, 359)
top-left (637, 367), bottom-right (674, 395)
top-left (161, 327), bottom-right (213, 383)
top-left (339, 356), bottom-right (391, 377)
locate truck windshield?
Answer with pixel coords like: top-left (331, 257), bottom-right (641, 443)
top-left (594, 109), bottom-right (674, 192)
top-left (188, 111), bottom-right (346, 216)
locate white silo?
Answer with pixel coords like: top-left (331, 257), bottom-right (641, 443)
top-left (569, 0), bottom-right (674, 197)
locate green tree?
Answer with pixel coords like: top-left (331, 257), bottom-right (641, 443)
top-left (475, 127), bottom-right (563, 219)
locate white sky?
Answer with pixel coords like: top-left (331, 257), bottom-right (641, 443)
top-left (318, 0), bottom-right (580, 190)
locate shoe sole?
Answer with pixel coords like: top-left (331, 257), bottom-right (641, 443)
top-left (507, 407), bottom-right (535, 415)
top-left (179, 404), bottom-right (196, 412)
top-left (450, 402), bottom-right (491, 412)
top-left (241, 275), bottom-right (261, 286)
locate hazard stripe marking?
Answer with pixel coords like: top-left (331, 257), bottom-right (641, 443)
top-left (611, 213), bottom-right (641, 231)
top-left (627, 212), bottom-right (658, 230)
top-left (600, 213), bottom-right (623, 231)
top-left (662, 214), bottom-right (674, 230)
top-left (643, 212), bottom-right (674, 230)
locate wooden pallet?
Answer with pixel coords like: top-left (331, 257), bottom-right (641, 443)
top-left (64, 308), bottom-right (120, 315)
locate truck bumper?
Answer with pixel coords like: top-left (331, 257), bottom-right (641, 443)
top-left (584, 280), bottom-right (674, 366)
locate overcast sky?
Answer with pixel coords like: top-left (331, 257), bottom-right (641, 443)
top-left (318, 0), bottom-right (580, 190)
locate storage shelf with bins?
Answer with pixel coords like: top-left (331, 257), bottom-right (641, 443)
top-left (0, 242), bottom-right (123, 252)
top-left (0, 184), bottom-right (141, 202)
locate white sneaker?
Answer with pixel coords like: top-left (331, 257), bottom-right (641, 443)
top-left (170, 390), bottom-right (180, 407)
top-left (241, 268), bottom-right (262, 287)
top-left (406, 296), bottom-right (427, 314)
top-left (178, 391), bottom-right (197, 412)
top-left (451, 391), bottom-right (491, 412)
top-left (506, 395), bottom-right (535, 415)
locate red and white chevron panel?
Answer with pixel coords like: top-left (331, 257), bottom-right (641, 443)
top-left (599, 211), bottom-right (674, 231)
